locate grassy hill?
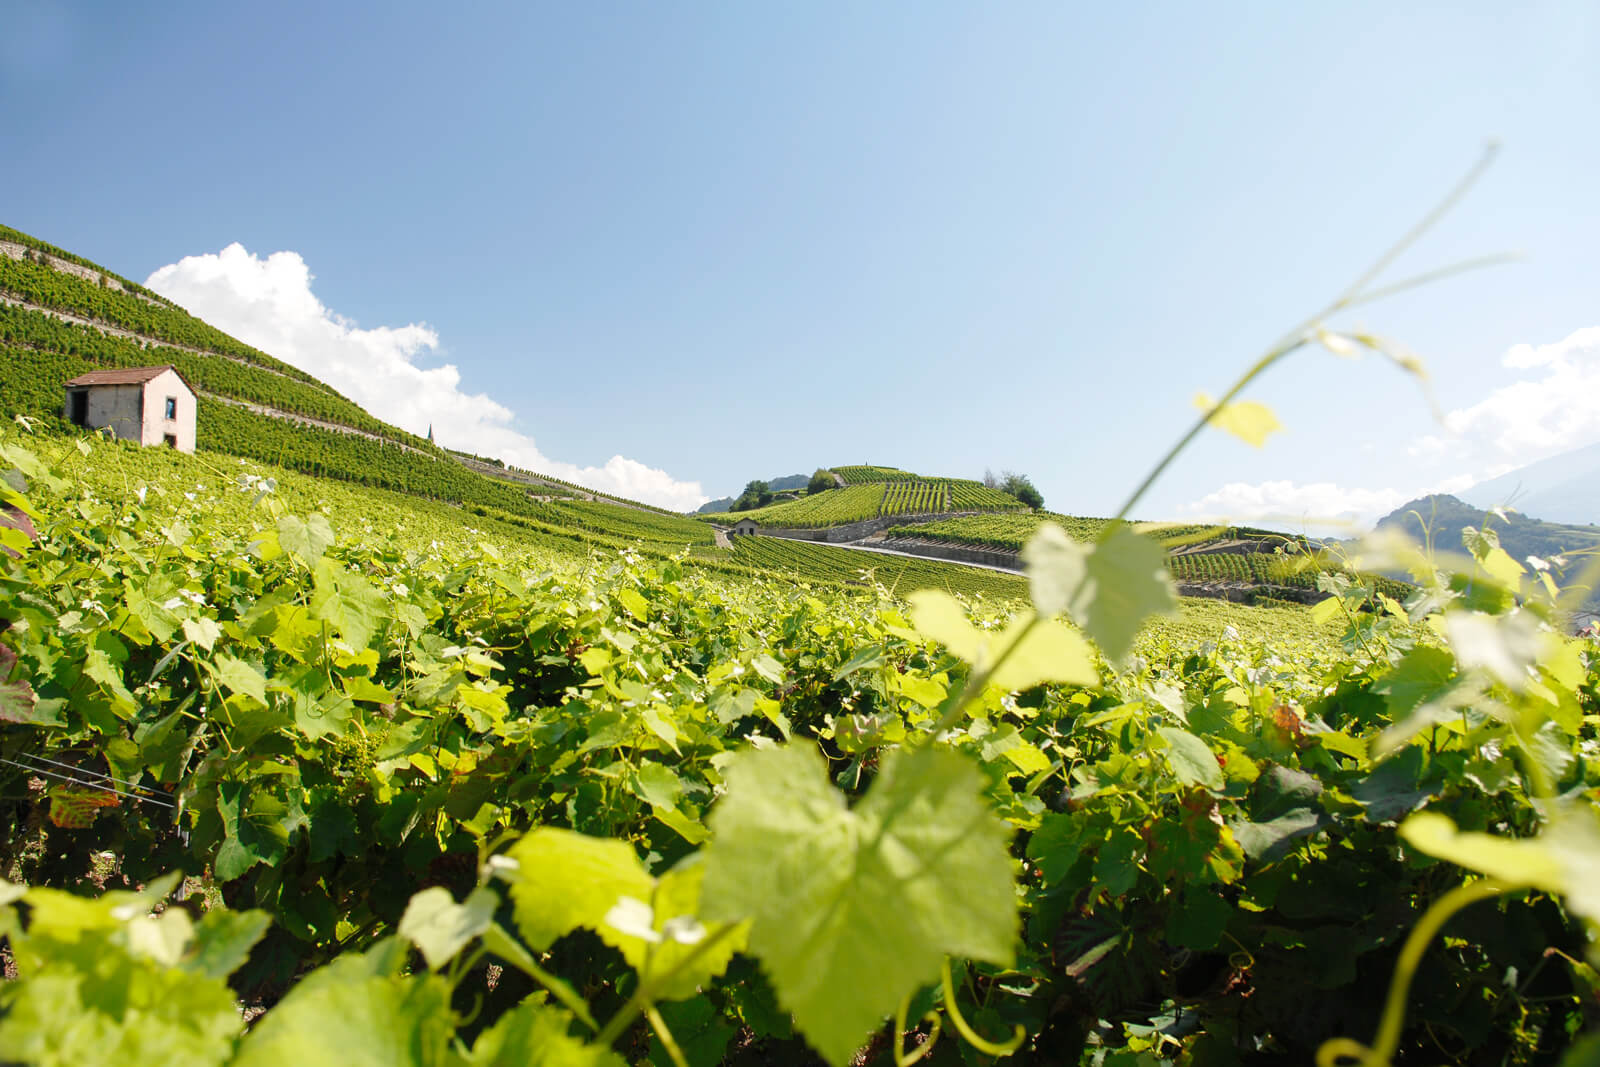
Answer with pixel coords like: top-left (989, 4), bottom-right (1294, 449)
top-left (0, 223), bottom-right (711, 545)
top-left (1376, 493), bottom-right (1600, 611)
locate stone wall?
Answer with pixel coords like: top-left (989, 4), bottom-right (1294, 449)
top-left (759, 511), bottom-right (965, 544)
top-left (873, 537), bottom-right (1022, 571)
top-left (0, 241), bottom-right (164, 306)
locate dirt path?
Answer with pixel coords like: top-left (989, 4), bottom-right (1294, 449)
top-left (712, 527), bottom-right (732, 548)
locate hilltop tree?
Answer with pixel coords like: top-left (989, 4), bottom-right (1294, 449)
top-left (999, 471), bottom-right (1043, 510)
top-left (808, 469), bottom-right (836, 495)
top-left (732, 479), bottom-right (773, 511)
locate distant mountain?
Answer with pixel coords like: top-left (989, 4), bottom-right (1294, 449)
top-left (1458, 442), bottom-right (1600, 526)
top-left (696, 473), bottom-right (809, 514)
top-left (1375, 494), bottom-right (1600, 614)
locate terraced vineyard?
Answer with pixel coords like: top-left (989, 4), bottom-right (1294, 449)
top-left (0, 305), bottom-right (414, 443)
top-left (730, 535), bottom-right (1030, 600)
top-left (545, 498), bottom-right (714, 545)
top-left (891, 512), bottom-right (1290, 552)
top-left (1166, 547), bottom-right (1415, 600)
top-left (830, 464), bottom-right (919, 484)
top-left (878, 479), bottom-right (948, 516)
top-left (0, 224), bottom-right (682, 536)
top-left (710, 482), bottom-right (887, 528)
top-left (0, 252), bottom-right (333, 391)
top-left (946, 479), bottom-right (1030, 511)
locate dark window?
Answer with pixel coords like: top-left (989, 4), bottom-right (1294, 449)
top-left (164, 397), bottom-right (177, 419)
top-left (68, 390), bottom-right (88, 426)
top-left (163, 434), bottom-right (178, 448)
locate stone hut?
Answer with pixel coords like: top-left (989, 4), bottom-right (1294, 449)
top-left (730, 517), bottom-right (759, 538)
top-left (63, 366), bottom-right (197, 453)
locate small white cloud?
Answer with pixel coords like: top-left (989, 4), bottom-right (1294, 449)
top-left (146, 244), bottom-right (708, 511)
top-left (1181, 480), bottom-right (1415, 531)
top-left (1418, 325), bottom-right (1600, 467)
top-left (1181, 472), bottom-right (1482, 534)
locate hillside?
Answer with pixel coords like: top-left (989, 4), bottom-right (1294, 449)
top-left (0, 223), bottom-right (708, 543)
top-left (696, 472), bottom-right (810, 513)
top-left (1375, 493), bottom-right (1600, 612)
top-left (0, 222), bottom-right (1401, 614)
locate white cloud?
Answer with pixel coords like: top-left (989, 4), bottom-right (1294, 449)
top-left (1410, 325), bottom-right (1600, 467)
top-left (1194, 325), bottom-right (1600, 534)
top-left (145, 244), bottom-right (708, 510)
top-left (1181, 473), bottom-right (1478, 533)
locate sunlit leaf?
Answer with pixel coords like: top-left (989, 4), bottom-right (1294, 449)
top-left (1193, 392), bottom-right (1282, 447)
top-left (700, 743), bottom-right (1015, 1066)
top-left (399, 886), bottom-right (498, 970)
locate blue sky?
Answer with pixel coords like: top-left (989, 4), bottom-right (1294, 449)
top-left (5, 3), bottom-right (1598, 519)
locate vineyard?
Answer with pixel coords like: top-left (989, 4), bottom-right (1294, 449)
top-left (829, 464), bottom-right (920, 484)
top-left (877, 480), bottom-right (948, 516)
top-left (0, 305), bottom-right (420, 445)
top-left (545, 498), bottom-right (715, 546)
top-left (0, 233), bottom-right (687, 544)
top-left (1165, 547), bottom-right (1417, 601)
top-left (0, 222), bottom-right (174, 305)
top-left (729, 535), bottom-right (1031, 601)
top-left (4, 197), bottom-right (1600, 1067)
top-left (711, 483), bottom-right (887, 528)
top-left (0, 253), bottom-right (332, 392)
top-left (3, 423), bottom-right (1596, 1066)
top-left (946, 480), bottom-right (1029, 512)
top-left (891, 512), bottom-right (1291, 553)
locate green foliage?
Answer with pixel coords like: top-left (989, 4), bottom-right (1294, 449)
top-left (829, 464), bottom-right (919, 484)
top-left (807, 468), bottom-right (836, 494)
top-left (730, 479), bottom-right (772, 512)
top-left (4, 169), bottom-right (1600, 1064)
top-left (730, 535), bottom-right (1031, 601)
top-left (0, 253), bottom-right (328, 390)
top-left (701, 745), bottom-right (1015, 1065)
top-left (997, 470), bottom-right (1044, 509)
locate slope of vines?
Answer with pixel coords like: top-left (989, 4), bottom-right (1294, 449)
top-left (2, 426), bottom-right (1593, 1066)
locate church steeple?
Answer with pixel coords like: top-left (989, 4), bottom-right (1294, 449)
top-left (426, 423), bottom-right (434, 444)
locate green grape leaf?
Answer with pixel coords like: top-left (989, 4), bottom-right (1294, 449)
top-left (83, 646), bottom-right (136, 717)
top-left (616, 587), bottom-right (649, 620)
top-left (233, 955), bottom-right (457, 1067)
top-left (699, 744), bottom-right (1016, 1066)
top-left (184, 908), bottom-right (272, 980)
top-left (506, 829), bottom-right (742, 999)
top-left (1157, 727), bottom-right (1225, 790)
top-left (1373, 645), bottom-right (1457, 716)
top-left (1400, 808), bottom-right (1600, 924)
top-left (214, 653), bottom-right (268, 706)
top-left (908, 591), bottom-right (1096, 691)
top-left (649, 996), bottom-right (736, 1067)
top-left (182, 615), bottom-right (223, 652)
top-left (1400, 811), bottom-right (1560, 885)
top-left (277, 513), bottom-right (336, 565)
top-left (1193, 392), bottom-right (1283, 447)
top-left (506, 829), bottom-right (655, 951)
top-left (1022, 524), bottom-right (1176, 662)
top-left (311, 559), bottom-right (387, 651)
top-left (468, 1001), bottom-right (626, 1066)
top-left (1442, 610), bottom-right (1545, 692)
top-left (399, 886), bottom-right (498, 970)
top-left (0, 964), bottom-right (241, 1067)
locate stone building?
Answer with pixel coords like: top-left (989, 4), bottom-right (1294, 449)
top-left (63, 366), bottom-right (197, 453)
top-left (729, 517), bottom-right (759, 537)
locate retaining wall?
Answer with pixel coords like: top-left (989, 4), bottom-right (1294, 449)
top-left (759, 511), bottom-right (970, 544)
